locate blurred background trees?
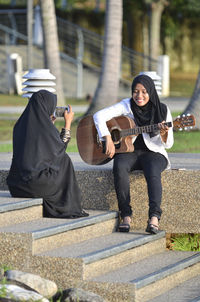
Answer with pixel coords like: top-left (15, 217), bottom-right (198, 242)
top-left (0, 0), bottom-right (200, 113)
top-left (40, 0), bottom-right (65, 105)
top-left (85, 0), bottom-right (123, 114)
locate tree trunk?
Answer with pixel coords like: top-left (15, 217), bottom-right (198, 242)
top-left (183, 69), bottom-right (200, 129)
top-left (149, 0), bottom-right (166, 61)
top-left (85, 0), bottom-right (123, 115)
top-left (126, 9), bottom-right (143, 75)
top-left (40, 0), bottom-right (65, 106)
top-left (142, 17), bottom-right (149, 69)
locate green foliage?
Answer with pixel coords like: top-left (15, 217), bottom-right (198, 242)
top-left (171, 234), bottom-right (200, 251)
top-left (0, 265), bottom-right (12, 299)
top-left (162, 0), bottom-right (200, 36)
top-left (123, 0), bottom-right (146, 15)
top-left (0, 278), bottom-right (8, 299)
top-left (169, 131), bottom-right (200, 153)
top-left (55, 0), bottom-right (75, 10)
top-left (0, 0), bottom-right (26, 7)
top-left (0, 264), bottom-right (12, 272)
top-left (168, 0), bottom-right (200, 16)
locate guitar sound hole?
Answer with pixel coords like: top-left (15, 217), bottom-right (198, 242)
top-left (111, 129), bottom-right (121, 143)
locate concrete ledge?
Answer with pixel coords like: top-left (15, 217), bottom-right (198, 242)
top-left (0, 152), bottom-right (200, 233)
top-left (1, 169), bottom-right (199, 233)
top-left (75, 169), bottom-right (200, 233)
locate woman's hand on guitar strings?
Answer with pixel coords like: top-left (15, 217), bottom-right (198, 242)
top-left (104, 135), bottom-right (115, 158)
top-left (158, 121), bottom-right (169, 143)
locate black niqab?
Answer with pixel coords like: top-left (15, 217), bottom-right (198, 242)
top-left (13, 90), bottom-right (65, 180)
top-left (7, 90), bottom-right (88, 218)
top-left (130, 74), bottom-right (167, 137)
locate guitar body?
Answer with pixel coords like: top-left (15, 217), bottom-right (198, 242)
top-left (76, 113), bottom-right (195, 165)
top-left (76, 115), bottom-right (136, 165)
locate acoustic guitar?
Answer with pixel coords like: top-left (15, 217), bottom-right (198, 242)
top-left (76, 114), bottom-right (195, 165)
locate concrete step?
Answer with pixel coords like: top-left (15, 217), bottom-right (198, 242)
top-left (37, 231), bottom-right (166, 279)
top-left (1, 188), bottom-right (200, 302)
top-left (0, 190), bottom-right (42, 226)
top-left (147, 274), bottom-right (200, 302)
top-left (84, 251), bottom-right (200, 302)
top-left (0, 209), bottom-right (118, 254)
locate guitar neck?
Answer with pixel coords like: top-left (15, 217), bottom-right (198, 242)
top-left (121, 122), bottom-right (172, 137)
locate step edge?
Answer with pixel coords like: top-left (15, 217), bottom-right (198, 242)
top-left (0, 198), bottom-right (43, 213)
top-left (32, 211), bottom-right (118, 240)
top-left (82, 231), bottom-right (165, 264)
top-left (133, 252), bottom-right (200, 289)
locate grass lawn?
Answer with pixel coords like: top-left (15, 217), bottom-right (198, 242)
top-left (170, 72), bottom-right (197, 97)
top-left (0, 113), bottom-right (200, 153)
top-left (0, 81), bottom-right (199, 154)
top-left (0, 93), bottom-right (89, 106)
top-left (0, 94), bottom-right (90, 152)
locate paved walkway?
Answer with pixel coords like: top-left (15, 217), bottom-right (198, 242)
top-left (1, 152), bottom-right (200, 171)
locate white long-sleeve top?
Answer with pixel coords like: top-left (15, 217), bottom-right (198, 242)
top-left (93, 98), bottom-right (174, 169)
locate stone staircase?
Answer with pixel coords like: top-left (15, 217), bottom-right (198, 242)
top-left (0, 190), bottom-right (200, 302)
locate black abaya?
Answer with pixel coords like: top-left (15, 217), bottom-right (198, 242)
top-left (7, 90), bottom-right (88, 218)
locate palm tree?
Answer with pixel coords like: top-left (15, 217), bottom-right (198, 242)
top-left (183, 69), bottom-right (200, 129)
top-left (85, 0), bottom-right (123, 115)
top-left (144, 0), bottom-right (168, 63)
top-left (40, 0), bottom-right (65, 106)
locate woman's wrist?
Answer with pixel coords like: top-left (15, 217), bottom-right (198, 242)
top-left (64, 122), bottom-right (72, 130)
top-left (60, 128), bottom-right (71, 143)
top-left (160, 132), bottom-right (168, 143)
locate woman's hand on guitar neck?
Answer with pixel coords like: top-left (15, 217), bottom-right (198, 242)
top-left (104, 135), bottom-right (115, 158)
top-left (159, 121), bottom-right (169, 143)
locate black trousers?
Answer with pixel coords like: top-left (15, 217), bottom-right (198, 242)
top-left (113, 150), bottom-right (168, 220)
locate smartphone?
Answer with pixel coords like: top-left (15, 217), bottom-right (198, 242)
top-left (54, 106), bottom-right (69, 117)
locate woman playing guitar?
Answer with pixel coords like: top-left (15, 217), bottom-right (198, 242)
top-left (93, 74), bottom-right (174, 234)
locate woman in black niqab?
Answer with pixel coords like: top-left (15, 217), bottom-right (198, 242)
top-left (7, 90), bottom-right (88, 218)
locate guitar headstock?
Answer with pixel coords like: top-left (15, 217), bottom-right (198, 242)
top-left (173, 114), bottom-right (196, 131)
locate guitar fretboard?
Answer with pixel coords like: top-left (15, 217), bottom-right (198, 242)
top-left (121, 122), bottom-right (172, 137)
